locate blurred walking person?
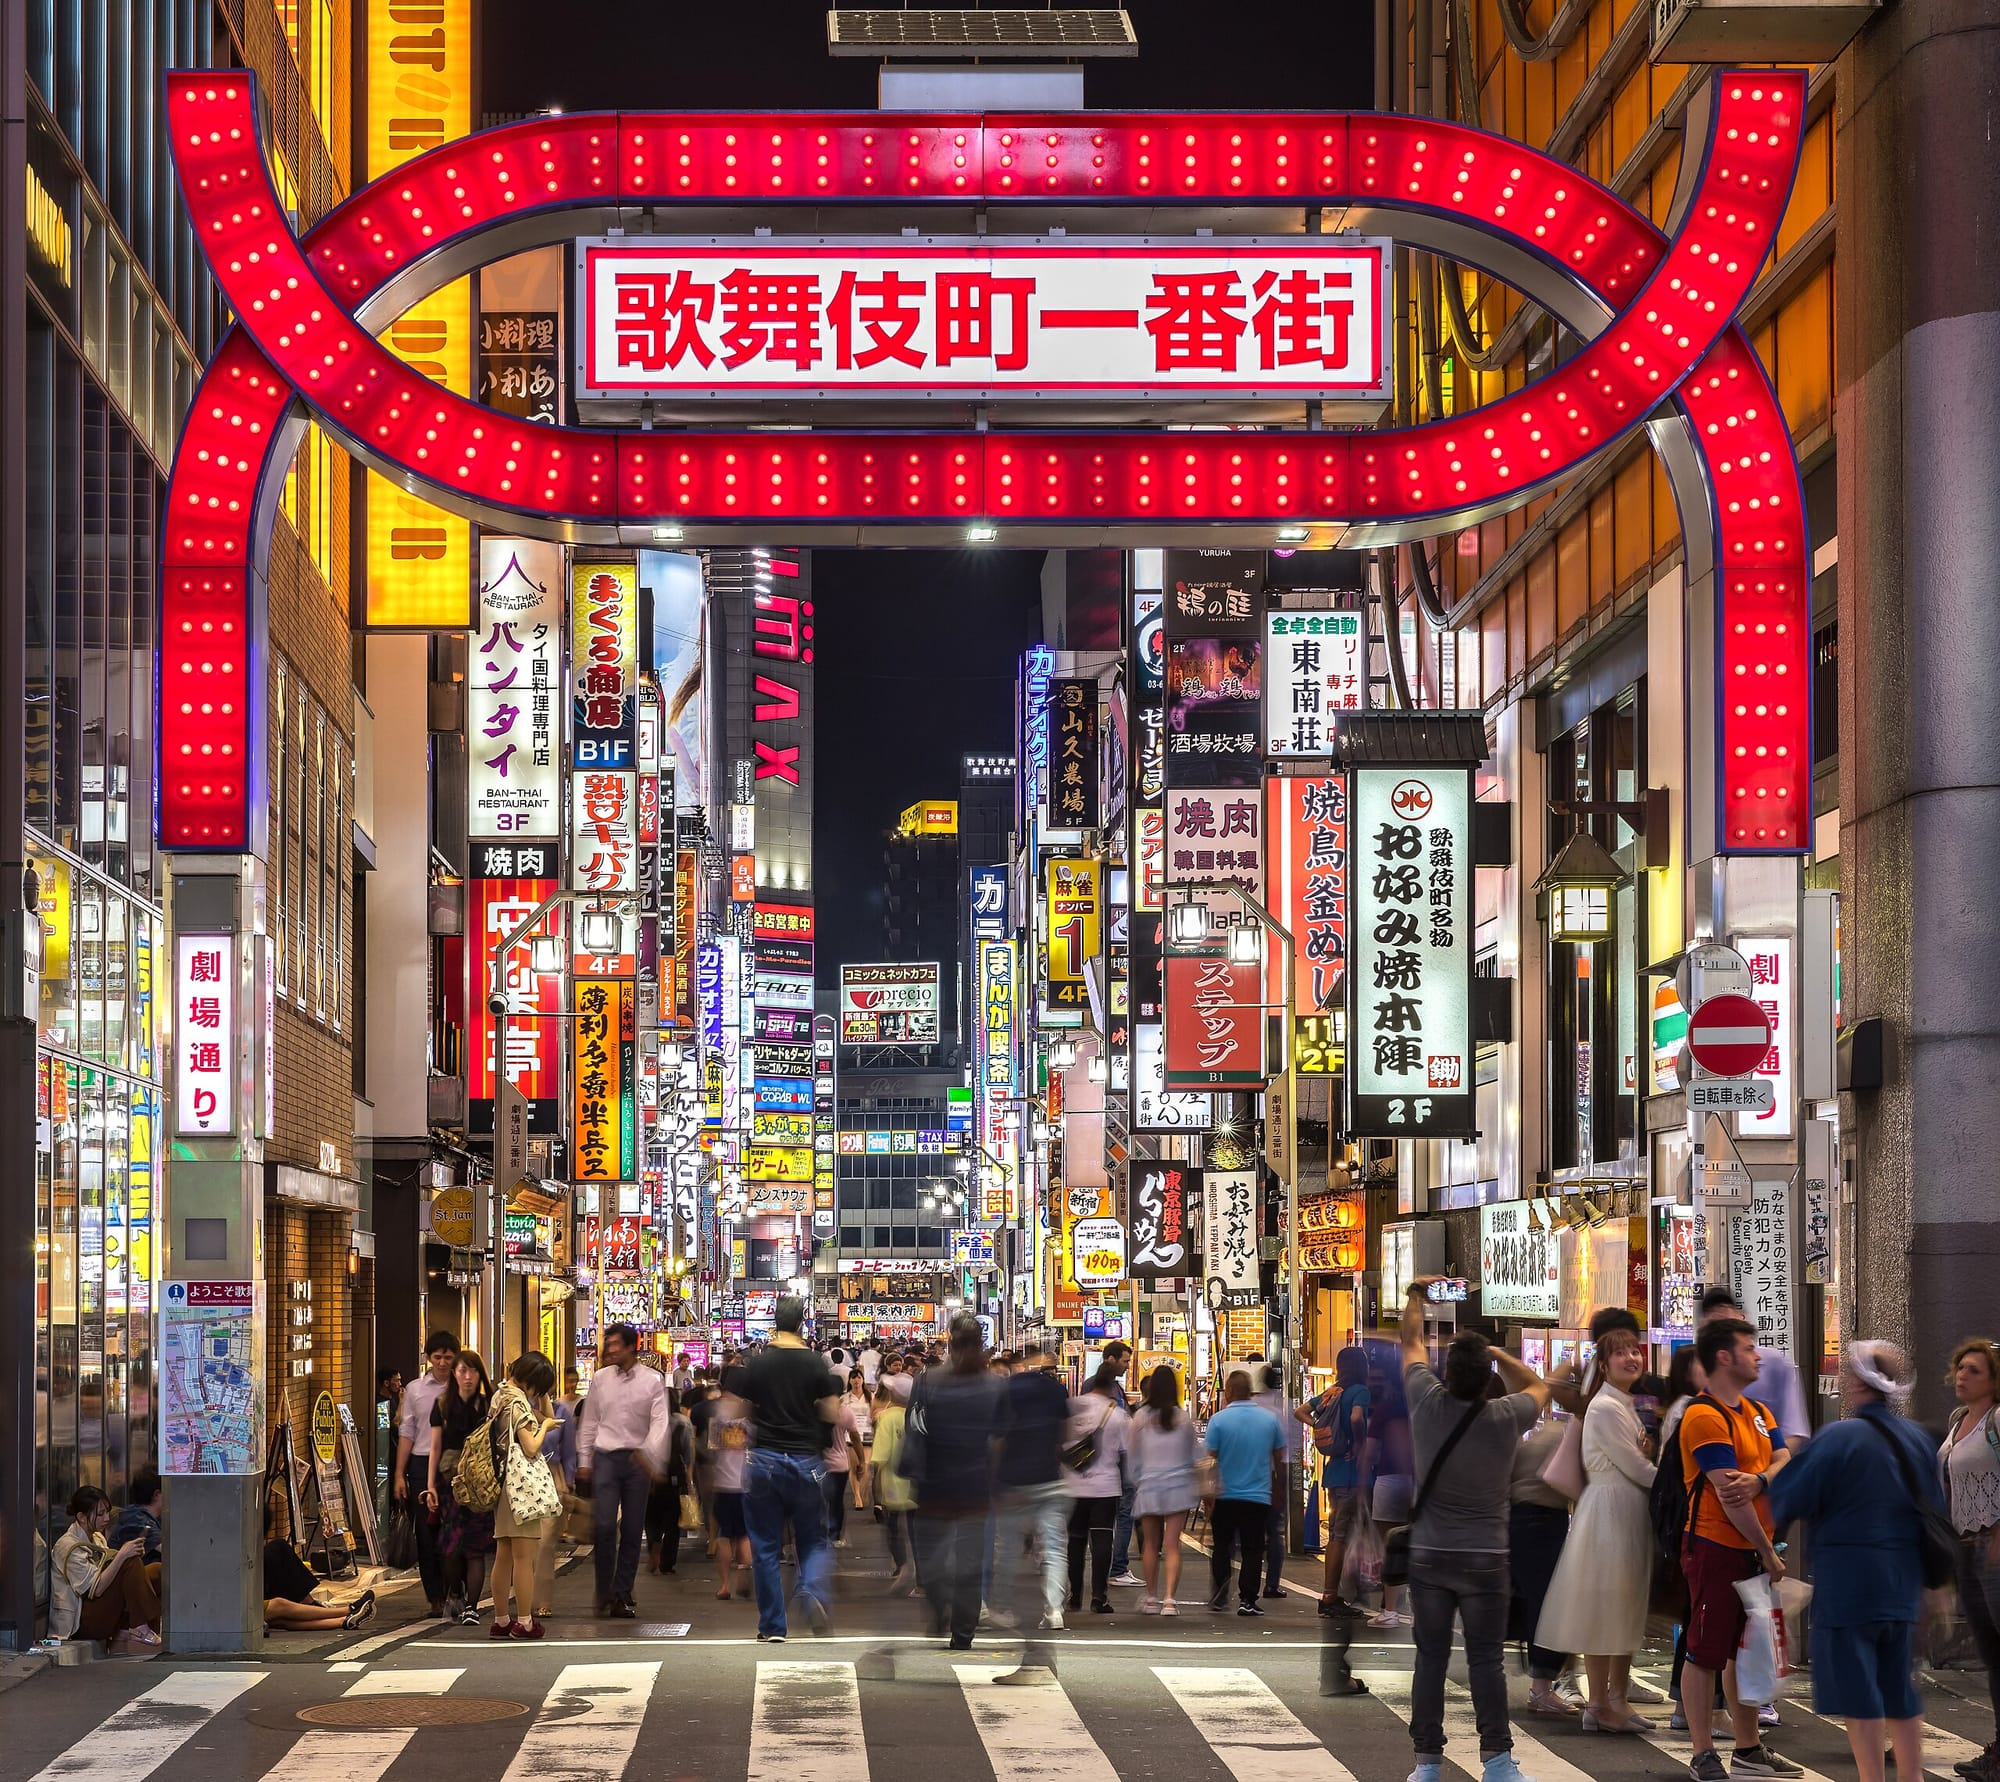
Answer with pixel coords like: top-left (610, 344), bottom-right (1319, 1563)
top-left (1510, 1410), bottom-right (1577, 1716)
top-left (993, 1344), bottom-right (1073, 1628)
top-left (393, 1331), bottom-right (459, 1616)
top-left (822, 1379), bottom-right (868, 1546)
top-left (1398, 1279), bottom-right (1550, 1782)
top-left (907, 1313), bottom-right (1007, 1648)
top-left (1064, 1363), bottom-right (1131, 1615)
top-left (1129, 1364), bottom-right (1199, 1614)
top-left (868, 1381), bottom-right (919, 1593)
top-left (1771, 1342), bottom-right (1941, 1782)
top-left (576, 1324), bottom-right (669, 1618)
top-left (739, 1296), bottom-right (841, 1641)
top-left (1302, 1347), bottom-right (1372, 1617)
top-left (1536, 1324), bottom-right (1658, 1731)
top-left (707, 1366), bottom-right (754, 1600)
top-left (1941, 1339), bottom-right (2000, 1781)
top-left (1203, 1371), bottom-right (1286, 1615)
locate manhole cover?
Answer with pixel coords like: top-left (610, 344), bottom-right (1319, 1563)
top-left (295, 1697), bottom-right (529, 1728)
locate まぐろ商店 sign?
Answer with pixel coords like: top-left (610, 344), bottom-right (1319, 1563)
top-left (578, 241), bottom-right (1390, 402)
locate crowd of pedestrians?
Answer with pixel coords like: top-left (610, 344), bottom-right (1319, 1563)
top-left (44, 1275), bottom-right (2000, 1782)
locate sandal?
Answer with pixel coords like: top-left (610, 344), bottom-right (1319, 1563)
top-left (716, 1588), bottom-right (732, 1600)
top-left (1321, 1677), bottom-right (1370, 1697)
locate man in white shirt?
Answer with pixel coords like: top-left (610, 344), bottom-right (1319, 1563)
top-left (858, 1344), bottom-right (882, 1390)
top-left (392, 1330), bottom-right (459, 1614)
top-left (577, 1323), bottom-right (670, 1617)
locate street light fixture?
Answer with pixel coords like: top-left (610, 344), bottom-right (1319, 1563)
top-left (579, 904), bottom-right (624, 956)
top-left (1534, 827), bottom-right (1630, 943)
top-left (1170, 900), bottom-right (1208, 947)
top-left (1228, 918), bottom-right (1264, 964)
top-left (529, 933), bottom-right (564, 976)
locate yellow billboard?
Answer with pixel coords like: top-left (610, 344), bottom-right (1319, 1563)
top-left (1043, 855), bottom-right (1101, 1012)
top-left (898, 800), bottom-right (959, 836)
top-left (364, 0), bottom-right (474, 629)
top-left (746, 1147), bottom-right (814, 1182)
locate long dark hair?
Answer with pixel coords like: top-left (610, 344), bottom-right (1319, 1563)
top-left (449, 1349), bottom-right (492, 1417)
top-left (1335, 1345), bottom-right (1369, 1390)
top-left (1142, 1364), bottom-right (1180, 1431)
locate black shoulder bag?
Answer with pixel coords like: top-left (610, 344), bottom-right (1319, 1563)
top-left (1381, 1397), bottom-right (1484, 1589)
top-left (1859, 1414), bottom-right (1959, 1590)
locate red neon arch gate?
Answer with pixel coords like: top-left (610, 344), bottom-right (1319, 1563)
top-left (159, 73), bottom-right (1809, 858)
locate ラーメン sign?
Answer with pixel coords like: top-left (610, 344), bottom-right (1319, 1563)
top-left (1348, 765), bottom-right (1473, 1137)
top-left (577, 240), bottom-right (1390, 401)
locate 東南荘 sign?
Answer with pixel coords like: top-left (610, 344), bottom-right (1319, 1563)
top-left (579, 240), bottom-right (1391, 402)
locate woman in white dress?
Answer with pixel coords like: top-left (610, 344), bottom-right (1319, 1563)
top-left (1535, 1326), bottom-right (1659, 1732)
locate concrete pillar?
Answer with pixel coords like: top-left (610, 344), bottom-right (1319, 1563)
top-left (1836, 0), bottom-right (2000, 1421)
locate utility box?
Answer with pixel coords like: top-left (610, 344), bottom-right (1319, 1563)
top-left (1649, 0), bottom-right (1875, 61)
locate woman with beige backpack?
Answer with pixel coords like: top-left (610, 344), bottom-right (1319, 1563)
top-left (484, 1351), bottom-right (565, 1639)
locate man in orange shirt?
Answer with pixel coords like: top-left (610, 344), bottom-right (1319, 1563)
top-left (1678, 1316), bottom-right (1802, 1781)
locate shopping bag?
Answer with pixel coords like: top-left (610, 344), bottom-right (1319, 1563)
top-left (1774, 1576), bottom-right (1814, 1659)
top-left (1539, 1413), bottom-right (1587, 1501)
top-left (678, 1492), bottom-right (703, 1532)
top-left (1732, 1572), bottom-right (1792, 1704)
top-left (382, 1499), bottom-right (416, 1570)
top-left (1342, 1511), bottom-right (1386, 1597)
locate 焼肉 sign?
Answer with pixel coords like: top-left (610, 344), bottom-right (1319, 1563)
top-left (579, 240), bottom-right (1390, 402)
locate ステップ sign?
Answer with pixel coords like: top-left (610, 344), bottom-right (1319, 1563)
top-left (579, 240), bottom-right (1390, 400)
top-left (1349, 767), bottom-right (1473, 1137)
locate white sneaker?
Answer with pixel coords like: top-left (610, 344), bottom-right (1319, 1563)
top-left (1038, 1610), bottom-right (1066, 1630)
top-left (1109, 1571), bottom-right (1145, 1587)
top-left (1159, 1599), bottom-right (1179, 1617)
top-left (1141, 1595), bottom-right (1160, 1614)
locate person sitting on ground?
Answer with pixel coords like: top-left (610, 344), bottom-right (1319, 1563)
top-left (110, 1466), bottom-right (165, 1563)
top-left (50, 1485), bottom-right (162, 1653)
top-left (263, 1509), bottom-right (376, 1631)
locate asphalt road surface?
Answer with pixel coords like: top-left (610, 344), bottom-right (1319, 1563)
top-left (7, 1532), bottom-right (1992, 1782)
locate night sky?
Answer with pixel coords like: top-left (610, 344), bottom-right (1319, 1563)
top-left (481, 0), bottom-right (1374, 972)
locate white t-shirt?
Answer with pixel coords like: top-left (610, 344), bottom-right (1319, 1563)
top-left (859, 1347), bottom-right (882, 1388)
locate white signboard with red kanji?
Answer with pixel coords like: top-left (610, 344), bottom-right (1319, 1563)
top-left (175, 933), bottom-right (235, 1137)
top-left (578, 239), bottom-right (1391, 401)
top-left (1348, 766), bottom-right (1474, 1138)
top-left (1732, 935), bottom-right (1794, 1140)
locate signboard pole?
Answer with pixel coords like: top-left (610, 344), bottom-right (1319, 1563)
top-left (161, 856), bottom-right (269, 1654)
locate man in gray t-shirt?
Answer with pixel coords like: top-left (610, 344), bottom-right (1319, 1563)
top-left (1399, 1280), bottom-right (1551, 1782)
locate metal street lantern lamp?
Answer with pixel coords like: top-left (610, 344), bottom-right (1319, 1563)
top-left (578, 904), bottom-right (623, 956)
top-left (1535, 828), bottom-right (1630, 943)
top-left (1228, 918), bottom-right (1264, 964)
top-left (1169, 899), bottom-right (1208, 947)
top-left (528, 933), bottom-right (564, 976)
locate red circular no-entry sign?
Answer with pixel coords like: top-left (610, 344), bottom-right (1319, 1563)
top-left (1686, 994), bottom-right (1773, 1077)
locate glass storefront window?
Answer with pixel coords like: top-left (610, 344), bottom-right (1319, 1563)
top-left (48, 1060), bottom-right (80, 1516)
top-left (75, 874), bottom-right (102, 1059)
top-left (77, 1067), bottom-right (104, 1488)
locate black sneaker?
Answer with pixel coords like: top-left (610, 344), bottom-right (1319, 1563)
top-left (1955, 1747), bottom-right (2000, 1779)
top-left (605, 1598), bottom-right (638, 1620)
top-left (1688, 1754), bottom-right (1730, 1782)
top-left (757, 1632), bottom-right (787, 1643)
top-left (1208, 1590), bottom-right (1229, 1612)
top-left (1236, 1602), bottom-right (1265, 1617)
top-left (1731, 1748), bottom-right (1804, 1778)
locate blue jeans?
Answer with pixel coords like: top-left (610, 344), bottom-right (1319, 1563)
top-left (591, 1447), bottom-right (651, 1606)
top-left (1110, 1479), bottom-right (1136, 1575)
top-left (993, 1482), bottom-right (1070, 1619)
top-left (745, 1449), bottom-right (832, 1638)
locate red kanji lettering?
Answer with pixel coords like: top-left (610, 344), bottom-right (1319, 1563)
top-left (1249, 268), bottom-right (1354, 371)
top-left (1144, 273), bottom-right (1247, 371)
top-left (613, 270), bottom-right (716, 371)
top-left (717, 271), bottom-right (822, 371)
top-left (935, 273), bottom-right (1034, 370)
top-left (827, 270), bottom-right (927, 370)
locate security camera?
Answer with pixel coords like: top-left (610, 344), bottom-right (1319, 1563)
top-left (487, 991), bottom-right (508, 1017)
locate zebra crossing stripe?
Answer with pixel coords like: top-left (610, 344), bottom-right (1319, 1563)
top-left (24, 1669), bottom-right (264, 1782)
top-left (1355, 1667), bottom-right (1611, 1782)
top-left (953, 1664), bottom-right (1120, 1782)
top-left (1151, 1665), bottom-right (1360, 1782)
top-left (257, 1669), bottom-right (466, 1782)
top-left (497, 1662), bottom-right (659, 1782)
top-left (748, 1661), bottom-right (867, 1782)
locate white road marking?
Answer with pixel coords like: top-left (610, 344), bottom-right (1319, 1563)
top-left (1153, 1665), bottom-right (1360, 1782)
top-left (257, 1669), bottom-right (466, 1782)
top-left (25, 1669), bottom-right (264, 1782)
top-left (748, 1661), bottom-right (868, 1782)
top-left (497, 1662), bottom-right (659, 1782)
top-left (953, 1663), bottom-right (1120, 1782)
